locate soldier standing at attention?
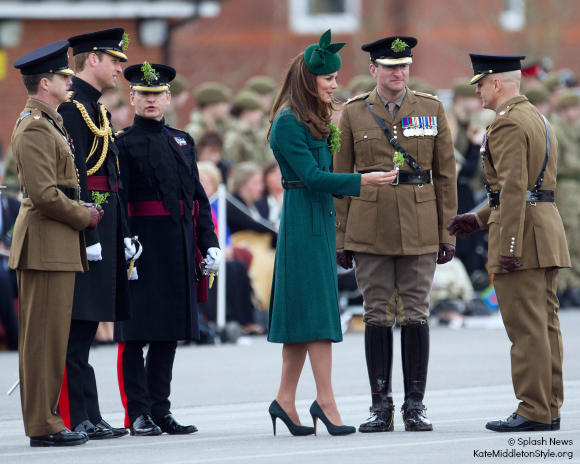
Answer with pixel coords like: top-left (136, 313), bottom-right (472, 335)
top-left (10, 41), bottom-right (102, 446)
top-left (115, 63), bottom-right (221, 436)
top-left (57, 28), bottom-right (133, 439)
top-left (448, 54), bottom-right (570, 432)
top-left (334, 36), bottom-right (457, 433)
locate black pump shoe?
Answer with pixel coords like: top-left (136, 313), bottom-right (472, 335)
top-left (157, 414), bottom-right (198, 435)
top-left (96, 419), bottom-right (128, 438)
top-left (401, 399), bottom-right (433, 431)
top-left (486, 413), bottom-right (551, 432)
top-left (74, 420), bottom-right (113, 440)
top-left (551, 418), bottom-right (560, 431)
top-left (30, 429), bottom-right (88, 447)
top-left (130, 415), bottom-right (163, 436)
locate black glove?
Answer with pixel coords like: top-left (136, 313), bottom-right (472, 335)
top-left (336, 248), bottom-right (354, 270)
top-left (500, 255), bottom-right (522, 272)
top-left (446, 213), bottom-right (480, 239)
top-left (437, 244), bottom-right (455, 265)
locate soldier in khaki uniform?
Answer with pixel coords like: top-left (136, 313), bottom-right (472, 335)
top-left (9, 41), bottom-right (102, 446)
top-left (552, 91), bottom-right (580, 306)
top-left (448, 54), bottom-right (570, 432)
top-left (185, 82), bottom-right (232, 141)
top-left (223, 90), bottom-right (274, 166)
top-left (334, 36), bottom-right (457, 433)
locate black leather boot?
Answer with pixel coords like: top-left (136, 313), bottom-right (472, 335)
top-left (359, 323), bottom-right (395, 433)
top-left (401, 321), bottom-right (433, 431)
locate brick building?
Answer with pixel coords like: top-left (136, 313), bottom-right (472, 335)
top-left (1, 0), bottom-right (579, 151)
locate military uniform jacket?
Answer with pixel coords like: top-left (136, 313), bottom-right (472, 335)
top-left (334, 87), bottom-right (457, 255)
top-left (114, 115), bottom-right (219, 342)
top-left (58, 76), bottom-right (130, 322)
top-left (268, 108), bottom-right (361, 344)
top-left (8, 99), bottom-right (90, 272)
top-left (476, 96), bottom-right (570, 274)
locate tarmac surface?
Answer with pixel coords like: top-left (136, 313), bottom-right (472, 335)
top-left (1, 311), bottom-right (579, 463)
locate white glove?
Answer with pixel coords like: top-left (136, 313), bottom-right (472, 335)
top-left (128, 267), bottom-right (138, 280)
top-left (86, 243), bottom-right (103, 261)
top-left (205, 247), bottom-right (222, 271)
top-left (124, 237), bottom-right (136, 261)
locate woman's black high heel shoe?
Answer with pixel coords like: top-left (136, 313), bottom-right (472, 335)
top-left (269, 400), bottom-right (315, 436)
top-left (310, 401), bottom-right (356, 436)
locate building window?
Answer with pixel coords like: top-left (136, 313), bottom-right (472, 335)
top-left (499, 0), bottom-right (525, 32)
top-left (289, 0), bottom-right (360, 34)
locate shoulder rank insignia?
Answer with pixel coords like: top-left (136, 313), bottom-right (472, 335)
top-left (34, 115), bottom-right (41, 120)
top-left (174, 136), bottom-right (187, 146)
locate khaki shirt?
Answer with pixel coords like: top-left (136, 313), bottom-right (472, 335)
top-left (476, 96), bottom-right (570, 273)
top-left (334, 87), bottom-right (457, 255)
top-left (8, 98), bottom-right (90, 271)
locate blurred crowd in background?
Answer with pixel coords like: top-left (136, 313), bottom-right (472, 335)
top-left (2, 59), bottom-right (580, 348)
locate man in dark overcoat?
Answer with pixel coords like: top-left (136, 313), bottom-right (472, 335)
top-left (114, 63), bottom-right (221, 436)
top-left (57, 28), bottom-right (132, 439)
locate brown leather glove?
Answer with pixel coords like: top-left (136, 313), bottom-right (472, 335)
top-left (500, 255), bottom-right (522, 272)
top-left (336, 248), bottom-right (354, 270)
top-left (446, 214), bottom-right (480, 239)
top-left (437, 244), bottom-right (455, 264)
top-left (86, 207), bottom-right (104, 231)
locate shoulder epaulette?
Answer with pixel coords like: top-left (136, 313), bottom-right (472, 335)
top-left (165, 125), bottom-right (189, 136)
top-left (412, 90), bottom-right (440, 101)
top-left (65, 90), bottom-right (76, 103)
top-left (344, 92), bottom-right (371, 105)
top-left (114, 126), bottom-right (133, 138)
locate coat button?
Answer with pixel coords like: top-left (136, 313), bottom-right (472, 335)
top-left (330, 212), bottom-right (334, 217)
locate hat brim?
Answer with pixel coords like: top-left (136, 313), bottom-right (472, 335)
top-left (131, 85), bottom-right (170, 93)
top-left (374, 57), bottom-right (413, 66)
top-left (52, 68), bottom-right (75, 76)
top-left (470, 73), bottom-right (487, 85)
top-left (103, 49), bottom-right (128, 62)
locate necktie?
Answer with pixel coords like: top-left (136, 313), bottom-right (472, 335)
top-left (387, 101), bottom-right (397, 119)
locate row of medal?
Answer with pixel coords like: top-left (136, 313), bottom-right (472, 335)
top-left (401, 117), bottom-right (438, 137)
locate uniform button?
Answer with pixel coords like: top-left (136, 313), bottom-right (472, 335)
top-left (330, 212), bottom-right (334, 217)
top-left (393, 125), bottom-right (397, 129)
top-left (394, 136), bottom-right (398, 139)
top-left (364, 135), bottom-right (368, 138)
top-left (393, 130), bottom-right (397, 134)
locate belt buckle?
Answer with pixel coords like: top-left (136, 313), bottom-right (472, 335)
top-left (392, 170), bottom-right (400, 186)
top-left (529, 201), bottom-right (537, 206)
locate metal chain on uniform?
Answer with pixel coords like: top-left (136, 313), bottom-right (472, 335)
top-left (69, 99), bottom-right (120, 175)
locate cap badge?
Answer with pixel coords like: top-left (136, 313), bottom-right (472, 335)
top-left (391, 38), bottom-right (408, 53)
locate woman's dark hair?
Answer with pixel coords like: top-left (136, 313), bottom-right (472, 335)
top-left (268, 53), bottom-right (339, 141)
top-left (262, 160), bottom-right (280, 198)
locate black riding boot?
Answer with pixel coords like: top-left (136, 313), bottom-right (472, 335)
top-left (401, 321), bottom-right (433, 431)
top-left (359, 323), bottom-right (395, 433)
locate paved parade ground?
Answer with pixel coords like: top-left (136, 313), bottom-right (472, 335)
top-left (1, 311), bottom-right (579, 464)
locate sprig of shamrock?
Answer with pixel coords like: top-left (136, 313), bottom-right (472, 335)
top-left (141, 61), bottom-right (159, 85)
top-left (391, 39), bottom-right (408, 53)
top-left (91, 191), bottom-right (110, 205)
top-left (393, 151), bottom-right (405, 169)
top-left (327, 121), bottom-right (342, 155)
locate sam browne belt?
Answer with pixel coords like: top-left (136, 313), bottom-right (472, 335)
top-left (487, 188), bottom-right (555, 208)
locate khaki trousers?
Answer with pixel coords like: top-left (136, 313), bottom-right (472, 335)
top-left (17, 269), bottom-right (76, 437)
top-left (493, 267), bottom-right (563, 424)
top-left (354, 253), bottom-right (437, 326)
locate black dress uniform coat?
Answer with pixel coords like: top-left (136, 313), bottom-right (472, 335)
top-left (59, 76), bottom-right (130, 322)
top-left (114, 115), bottom-right (219, 341)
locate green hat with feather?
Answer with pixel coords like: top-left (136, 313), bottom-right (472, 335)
top-left (304, 29), bottom-right (345, 75)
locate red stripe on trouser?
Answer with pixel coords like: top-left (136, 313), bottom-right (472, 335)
top-left (117, 342), bottom-right (130, 428)
top-left (58, 364), bottom-right (71, 429)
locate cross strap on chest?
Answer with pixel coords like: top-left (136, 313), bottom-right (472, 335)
top-left (483, 114), bottom-right (553, 208)
top-left (364, 97), bottom-right (421, 172)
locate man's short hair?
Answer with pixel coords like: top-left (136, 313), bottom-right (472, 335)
top-left (21, 72), bottom-right (54, 95)
top-left (74, 50), bottom-right (105, 73)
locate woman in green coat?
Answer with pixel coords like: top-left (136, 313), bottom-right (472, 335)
top-left (267, 30), bottom-right (396, 436)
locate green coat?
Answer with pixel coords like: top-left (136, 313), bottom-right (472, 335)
top-left (267, 108), bottom-right (361, 343)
